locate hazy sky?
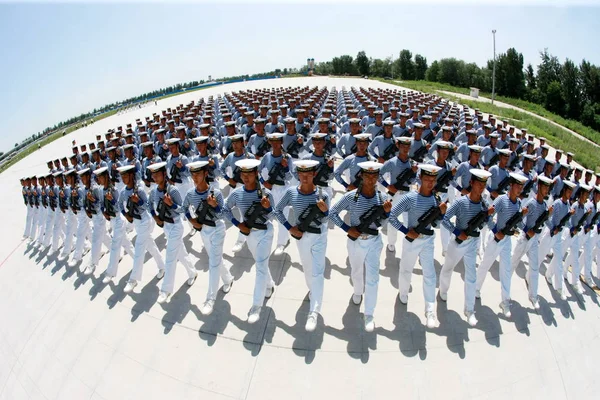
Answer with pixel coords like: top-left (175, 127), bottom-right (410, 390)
top-left (1, 2), bottom-right (599, 153)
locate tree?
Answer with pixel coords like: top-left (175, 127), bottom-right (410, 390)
top-left (536, 49), bottom-right (562, 96)
top-left (489, 47), bottom-right (525, 98)
top-left (414, 54), bottom-right (427, 80)
top-left (580, 60), bottom-right (600, 104)
top-left (426, 61), bottom-right (440, 82)
top-left (437, 58), bottom-right (463, 87)
top-left (545, 80), bottom-right (565, 115)
top-left (356, 51), bottom-right (370, 76)
top-left (397, 49), bottom-right (415, 80)
top-left (561, 59), bottom-right (582, 119)
top-left (370, 57), bottom-right (392, 78)
top-left (525, 63), bottom-right (536, 92)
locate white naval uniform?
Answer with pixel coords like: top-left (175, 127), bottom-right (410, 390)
top-left (51, 187), bottom-right (66, 253)
top-left (103, 191), bottom-right (135, 279)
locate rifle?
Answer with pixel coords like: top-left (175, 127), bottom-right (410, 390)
top-left (41, 189), bottom-right (48, 208)
top-left (71, 187), bottom-right (81, 213)
top-left (266, 157), bottom-right (287, 186)
top-left (586, 210), bottom-right (600, 233)
top-left (292, 188), bottom-right (326, 240)
top-left (455, 201), bottom-right (489, 244)
top-left (59, 188), bottom-right (67, 213)
top-left (434, 169), bottom-right (453, 193)
top-left (525, 209), bottom-right (549, 241)
top-left (169, 162), bottom-right (182, 184)
top-left (494, 211), bottom-right (523, 242)
top-left (389, 167), bottom-right (415, 194)
top-left (570, 209), bottom-right (590, 237)
top-left (298, 124), bottom-right (310, 138)
top-left (520, 179), bottom-right (534, 198)
top-left (381, 142), bottom-right (397, 161)
top-left (255, 138), bottom-right (270, 158)
top-left (495, 175), bottom-right (511, 196)
top-left (103, 187), bottom-right (117, 219)
top-left (110, 163), bottom-right (120, 183)
top-left (324, 135), bottom-right (335, 156)
top-left (84, 189), bottom-right (95, 218)
top-left (285, 136), bottom-right (302, 159)
top-left (486, 152), bottom-right (499, 168)
top-left (126, 185), bottom-right (142, 220)
top-left (313, 157), bottom-right (334, 187)
top-left (348, 191), bottom-right (387, 241)
top-left (49, 187), bottom-right (58, 211)
top-left (412, 145), bottom-right (428, 163)
top-left (551, 210), bottom-right (572, 237)
top-left (242, 182), bottom-right (269, 234)
top-left (406, 200), bottom-right (445, 243)
top-left (156, 185), bottom-right (175, 226)
top-left (144, 162), bottom-right (154, 186)
top-left (193, 190), bottom-right (217, 231)
top-left (422, 129), bottom-right (434, 143)
top-left (508, 154), bottom-right (520, 170)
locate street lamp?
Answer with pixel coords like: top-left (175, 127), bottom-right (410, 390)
top-left (491, 29), bottom-right (497, 105)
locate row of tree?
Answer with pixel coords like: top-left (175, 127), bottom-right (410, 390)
top-left (311, 49), bottom-right (600, 133)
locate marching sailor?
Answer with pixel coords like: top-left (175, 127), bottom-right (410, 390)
top-left (67, 168), bottom-right (92, 268)
top-left (274, 159), bottom-right (330, 332)
top-left (330, 161), bottom-right (391, 332)
top-left (334, 133), bottom-right (374, 191)
top-left (389, 164), bottom-right (447, 328)
top-left (182, 161), bottom-right (234, 315)
top-left (57, 170), bottom-right (78, 261)
top-left (223, 159), bottom-right (277, 324)
top-left (579, 187), bottom-right (600, 285)
top-left (50, 171), bottom-right (67, 255)
top-left (83, 168), bottom-right (112, 275)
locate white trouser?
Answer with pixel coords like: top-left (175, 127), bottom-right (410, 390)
top-left (129, 214), bottom-right (165, 283)
top-left (295, 228), bottom-right (327, 313)
top-left (24, 205), bottom-right (36, 238)
top-left (347, 234), bottom-right (383, 316)
top-left (579, 229), bottom-right (594, 281)
top-left (437, 192), bottom-right (451, 253)
top-left (105, 214), bottom-right (135, 278)
top-left (439, 235), bottom-right (479, 313)
top-left (511, 231), bottom-right (540, 299)
top-left (271, 184), bottom-right (290, 247)
top-left (51, 209), bottom-right (66, 252)
top-left (60, 209), bottom-right (77, 257)
top-left (200, 220), bottom-right (233, 301)
top-left (399, 234), bottom-right (436, 313)
top-left (225, 182), bottom-right (247, 245)
top-left (71, 211), bottom-right (91, 262)
top-left (386, 190), bottom-right (407, 248)
top-left (161, 218), bottom-right (197, 295)
top-left (34, 206), bottom-right (47, 242)
top-left (246, 223), bottom-right (275, 306)
top-left (42, 209), bottom-right (55, 247)
top-left (90, 213), bottom-right (111, 266)
top-left (565, 230), bottom-right (582, 286)
top-left (538, 226), bottom-right (565, 290)
top-left (476, 231), bottom-right (512, 302)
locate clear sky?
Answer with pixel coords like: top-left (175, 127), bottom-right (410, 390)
top-left (1, 2), bottom-right (599, 153)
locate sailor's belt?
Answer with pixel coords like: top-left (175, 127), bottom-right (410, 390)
top-left (358, 233), bottom-right (378, 240)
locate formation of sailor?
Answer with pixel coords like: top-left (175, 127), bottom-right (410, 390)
top-left (20, 85), bottom-right (600, 332)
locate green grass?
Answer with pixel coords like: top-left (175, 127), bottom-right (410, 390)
top-left (376, 78), bottom-right (600, 146)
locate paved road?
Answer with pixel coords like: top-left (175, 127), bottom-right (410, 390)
top-left (1, 77), bottom-right (598, 400)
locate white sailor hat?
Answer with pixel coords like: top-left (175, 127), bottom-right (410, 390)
top-left (167, 119), bottom-right (175, 124)
top-left (563, 180), bottom-right (577, 189)
top-left (117, 165), bottom-right (136, 174)
top-left (567, 152), bottom-right (575, 157)
top-left (147, 162), bottom-right (167, 172)
top-left (225, 121), bottom-right (236, 127)
top-left (358, 161), bottom-right (383, 173)
top-left (192, 136), bottom-right (209, 144)
top-left (435, 140), bottom-right (453, 150)
top-left (244, 111), bottom-right (254, 116)
top-left (468, 145), bottom-right (484, 153)
top-left (497, 149), bottom-right (512, 157)
top-left (310, 133), bottom-right (328, 140)
top-left (77, 168), bottom-right (91, 176)
top-left (383, 120), bottom-right (395, 126)
top-left (93, 167), bottom-right (109, 176)
top-left (52, 171), bottom-right (64, 178)
top-left (235, 159), bottom-right (261, 171)
top-left (374, 110), bottom-right (384, 116)
top-left (254, 118), bottom-right (266, 124)
top-left (199, 123), bottom-right (211, 129)
top-left (267, 133), bottom-right (285, 141)
top-left (507, 173), bottom-right (527, 185)
top-left (175, 126), bottom-right (185, 132)
top-left (539, 137), bottom-right (546, 142)
top-left (348, 118), bottom-right (361, 124)
top-left (413, 123), bottom-right (425, 129)
top-left (466, 129), bottom-right (477, 136)
top-left (579, 183), bottom-right (592, 193)
top-left (141, 141), bottom-right (154, 148)
top-left (354, 133), bottom-right (371, 142)
top-left (283, 117), bottom-right (296, 124)
top-left (317, 117), bottom-right (330, 124)
top-left (441, 126), bottom-right (453, 132)
top-left (295, 160), bottom-right (320, 172)
top-left (154, 128), bottom-right (166, 135)
top-left (470, 169), bottom-right (492, 182)
top-left (537, 176), bottom-right (553, 186)
top-left (122, 144), bottom-right (135, 151)
top-left (544, 157), bottom-right (555, 165)
top-left (295, 108), bottom-right (306, 114)
top-left (489, 133), bottom-right (500, 139)
top-left (188, 161), bottom-right (210, 172)
top-left (522, 154), bottom-right (535, 162)
top-left (166, 138), bottom-right (180, 146)
top-left (63, 169), bottom-right (76, 176)
top-left (230, 134), bottom-right (245, 142)
top-left (395, 136), bottom-right (412, 145)
top-left (421, 115), bottom-right (432, 120)
top-left (270, 109), bottom-right (280, 114)
top-left (418, 164), bottom-right (442, 177)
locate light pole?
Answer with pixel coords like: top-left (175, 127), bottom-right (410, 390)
top-left (491, 29), bottom-right (497, 105)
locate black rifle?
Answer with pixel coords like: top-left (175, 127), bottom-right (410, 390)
top-left (267, 159), bottom-right (287, 186)
top-left (324, 135), bottom-right (335, 156)
top-left (389, 167), bottom-right (415, 194)
top-left (255, 138), bottom-right (270, 158)
top-left (406, 202), bottom-right (445, 243)
top-left (373, 127), bottom-right (384, 138)
top-left (520, 179), bottom-right (534, 198)
top-left (381, 142), bottom-right (397, 161)
top-left (103, 188), bottom-right (117, 219)
top-left (455, 202), bottom-right (489, 244)
top-left (551, 210), bottom-right (572, 237)
top-left (494, 175), bottom-right (511, 196)
top-left (570, 210), bottom-right (590, 237)
top-left (157, 144), bottom-right (168, 160)
top-left (71, 188), bottom-right (80, 213)
top-left (156, 189), bottom-right (175, 226)
top-left (313, 159), bottom-right (333, 187)
top-left (206, 159), bottom-right (216, 183)
top-left (242, 183), bottom-right (269, 234)
top-left (193, 191), bottom-right (217, 231)
top-left (508, 154), bottom-right (520, 170)
top-left (494, 211), bottom-right (523, 242)
top-left (245, 127), bottom-right (257, 142)
top-left (422, 129), bottom-right (434, 143)
top-left (298, 124), bottom-right (310, 138)
top-left (144, 163), bottom-right (154, 186)
top-left (525, 209), bottom-right (549, 241)
top-left (586, 210), bottom-right (600, 233)
top-left (110, 164), bottom-right (120, 183)
top-left (486, 152), bottom-right (499, 168)
top-left (126, 186), bottom-right (141, 220)
top-left (59, 189), bottom-right (68, 213)
top-left (434, 169), bottom-right (453, 193)
top-left (350, 169), bottom-right (363, 188)
top-left (180, 141), bottom-right (193, 157)
top-left (41, 190), bottom-right (48, 208)
top-left (285, 137), bottom-right (302, 159)
top-left (292, 189), bottom-right (326, 239)
top-left (348, 193), bottom-right (388, 241)
top-left (169, 162), bottom-right (182, 184)
top-left (84, 188), bottom-right (95, 217)
top-left (412, 145), bottom-right (428, 163)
